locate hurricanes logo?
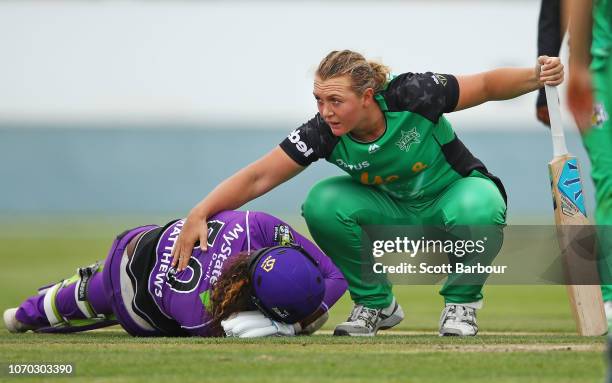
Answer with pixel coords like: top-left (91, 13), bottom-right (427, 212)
top-left (396, 128), bottom-right (421, 152)
top-left (261, 255), bottom-right (276, 272)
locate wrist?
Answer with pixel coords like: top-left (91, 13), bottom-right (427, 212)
top-left (533, 66), bottom-right (544, 89)
top-left (189, 204), bottom-right (209, 220)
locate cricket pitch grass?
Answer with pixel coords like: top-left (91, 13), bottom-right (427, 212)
top-left (0, 217), bottom-right (607, 382)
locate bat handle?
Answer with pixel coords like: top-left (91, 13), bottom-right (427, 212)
top-left (544, 84), bottom-right (569, 157)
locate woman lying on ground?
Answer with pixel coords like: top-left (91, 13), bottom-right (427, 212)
top-left (4, 210), bottom-right (347, 338)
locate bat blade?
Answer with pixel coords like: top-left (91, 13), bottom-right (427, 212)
top-left (549, 154), bottom-right (607, 336)
top-left (548, 155), bottom-right (589, 225)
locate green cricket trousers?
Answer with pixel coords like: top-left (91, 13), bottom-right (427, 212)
top-left (302, 173), bottom-right (507, 309)
top-left (586, 61), bottom-right (612, 300)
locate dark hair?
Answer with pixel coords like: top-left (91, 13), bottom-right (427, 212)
top-left (208, 251), bottom-right (253, 337)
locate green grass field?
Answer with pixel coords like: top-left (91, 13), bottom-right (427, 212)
top-left (0, 217), bottom-right (608, 382)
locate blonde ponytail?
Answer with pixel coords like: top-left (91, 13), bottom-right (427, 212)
top-left (316, 50), bottom-right (390, 94)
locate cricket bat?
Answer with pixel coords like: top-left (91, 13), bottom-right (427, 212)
top-left (545, 84), bottom-right (607, 336)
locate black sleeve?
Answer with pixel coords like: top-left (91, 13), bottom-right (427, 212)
top-left (382, 72), bottom-right (459, 123)
top-left (537, 0), bottom-right (563, 107)
top-left (279, 114), bottom-right (339, 167)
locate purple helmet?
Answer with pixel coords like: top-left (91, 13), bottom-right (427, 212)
top-left (249, 245), bottom-right (325, 324)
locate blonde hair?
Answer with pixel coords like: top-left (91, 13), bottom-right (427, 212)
top-left (316, 50), bottom-right (390, 95)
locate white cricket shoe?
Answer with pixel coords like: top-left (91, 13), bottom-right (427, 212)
top-left (333, 297), bottom-right (404, 336)
top-left (604, 301), bottom-right (612, 330)
top-left (604, 301), bottom-right (612, 320)
top-left (439, 304), bottom-right (478, 336)
top-left (3, 308), bottom-right (33, 333)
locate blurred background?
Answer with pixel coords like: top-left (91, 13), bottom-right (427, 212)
top-left (0, 0), bottom-right (588, 335)
top-left (0, 0), bottom-right (594, 221)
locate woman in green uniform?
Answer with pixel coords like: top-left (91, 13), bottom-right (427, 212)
top-left (567, 0), bottom-right (612, 314)
top-left (171, 50), bottom-right (564, 336)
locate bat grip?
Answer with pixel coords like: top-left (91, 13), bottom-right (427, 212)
top-left (544, 84), bottom-right (569, 157)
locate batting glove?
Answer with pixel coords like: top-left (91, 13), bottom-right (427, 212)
top-left (221, 311), bottom-right (296, 338)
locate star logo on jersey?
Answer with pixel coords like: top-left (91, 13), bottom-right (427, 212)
top-left (396, 128), bottom-right (421, 152)
top-left (592, 102), bottom-right (608, 129)
top-left (407, 76), bottom-right (421, 88)
top-left (368, 144), bottom-right (380, 154)
top-left (419, 91), bottom-right (432, 104)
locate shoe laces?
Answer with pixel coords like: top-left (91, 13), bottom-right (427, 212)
top-left (355, 307), bottom-right (381, 329)
top-left (347, 304), bottom-right (364, 321)
top-left (443, 305), bottom-right (476, 324)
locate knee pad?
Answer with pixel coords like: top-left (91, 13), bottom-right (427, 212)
top-left (38, 261), bottom-right (114, 330)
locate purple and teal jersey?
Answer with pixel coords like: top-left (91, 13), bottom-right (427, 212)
top-left (133, 210), bottom-right (346, 336)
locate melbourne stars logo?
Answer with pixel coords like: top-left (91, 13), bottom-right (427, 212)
top-left (592, 102), bottom-right (609, 129)
top-left (434, 73), bottom-right (448, 87)
top-left (395, 128), bottom-right (421, 152)
top-left (368, 144), bottom-right (380, 154)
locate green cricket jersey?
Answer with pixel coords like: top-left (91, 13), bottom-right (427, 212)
top-left (280, 72), bottom-right (506, 204)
